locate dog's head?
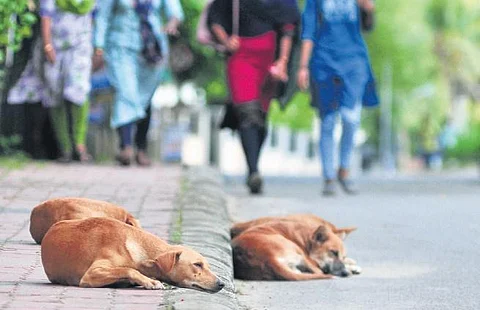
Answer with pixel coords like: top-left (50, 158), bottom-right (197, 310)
top-left (149, 246), bottom-right (224, 293)
top-left (308, 225), bottom-right (356, 277)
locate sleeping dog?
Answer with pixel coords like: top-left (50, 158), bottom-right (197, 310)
top-left (231, 214), bottom-right (361, 280)
top-left (41, 217), bottom-right (224, 292)
top-left (30, 197), bottom-right (141, 244)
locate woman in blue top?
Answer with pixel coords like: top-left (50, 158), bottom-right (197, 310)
top-left (94, 0), bottom-right (184, 166)
top-left (297, 0), bottom-right (378, 196)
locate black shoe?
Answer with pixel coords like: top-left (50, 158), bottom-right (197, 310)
top-left (56, 153), bottom-right (72, 164)
top-left (338, 177), bottom-right (358, 195)
top-left (247, 173), bottom-right (263, 195)
top-left (322, 180), bottom-right (336, 197)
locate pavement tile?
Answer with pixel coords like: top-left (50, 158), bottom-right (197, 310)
top-left (0, 163), bottom-right (182, 310)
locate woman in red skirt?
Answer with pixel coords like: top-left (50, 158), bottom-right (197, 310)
top-left (208, 0), bottom-right (300, 194)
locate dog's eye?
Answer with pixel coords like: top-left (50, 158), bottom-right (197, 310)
top-left (194, 263), bottom-right (203, 269)
top-left (330, 250), bottom-right (339, 257)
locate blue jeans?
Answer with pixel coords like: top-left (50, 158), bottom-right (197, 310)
top-left (319, 103), bottom-right (362, 180)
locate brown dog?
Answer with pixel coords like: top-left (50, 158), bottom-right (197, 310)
top-left (231, 214), bottom-right (359, 280)
top-left (41, 217), bottom-right (225, 292)
top-left (30, 197), bottom-right (141, 244)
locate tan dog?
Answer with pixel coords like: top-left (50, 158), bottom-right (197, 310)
top-left (41, 217), bottom-right (225, 292)
top-left (231, 214), bottom-right (359, 280)
top-left (30, 197), bottom-right (141, 244)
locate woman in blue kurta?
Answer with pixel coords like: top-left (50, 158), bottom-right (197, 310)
top-left (297, 0), bottom-right (378, 196)
top-left (94, 0), bottom-right (184, 166)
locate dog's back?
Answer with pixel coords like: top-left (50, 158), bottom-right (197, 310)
top-left (230, 214), bottom-right (336, 239)
top-left (30, 198), bottom-right (140, 244)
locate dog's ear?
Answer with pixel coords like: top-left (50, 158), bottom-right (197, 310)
top-left (334, 227), bottom-right (357, 240)
top-left (313, 225), bottom-right (329, 243)
top-left (155, 250), bottom-right (182, 273)
top-left (126, 214), bottom-right (141, 228)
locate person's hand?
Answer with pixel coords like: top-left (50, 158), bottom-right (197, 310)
top-left (358, 0), bottom-right (375, 12)
top-left (92, 48), bottom-right (104, 72)
top-left (270, 58), bottom-right (288, 82)
top-left (297, 67), bottom-right (310, 91)
top-left (225, 35), bottom-right (240, 53)
top-left (44, 43), bottom-right (56, 64)
top-left (164, 19), bottom-right (180, 36)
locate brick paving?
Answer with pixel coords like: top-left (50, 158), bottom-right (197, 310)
top-left (0, 163), bottom-right (182, 309)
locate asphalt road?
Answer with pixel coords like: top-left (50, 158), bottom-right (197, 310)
top-left (226, 172), bottom-right (480, 310)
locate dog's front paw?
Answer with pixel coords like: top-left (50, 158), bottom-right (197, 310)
top-left (143, 279), bottom-right (165, 290)
top-left (347, 264), bottom-right (362, 275)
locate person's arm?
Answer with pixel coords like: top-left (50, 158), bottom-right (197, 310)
top-left (92, 0), bottom-right (114, 70)
top-left (211, 24), bottom-right (239, 52)
top-left (208, 0), bottom-right (239, 52)
top-left (297, 0), bottom-right (317, 91)
top-left (163, 0), bottom-right (185, 36)
top-left (270, 24), bottom-right (295, 82)
top-left (39, 0), bottom-right (55, 63)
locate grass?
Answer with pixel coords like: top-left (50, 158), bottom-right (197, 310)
top-left (0, 153), bottom-right (31, 170)
top-left (169, 178), bottom-right (189, 244)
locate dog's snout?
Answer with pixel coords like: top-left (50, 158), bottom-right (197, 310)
top-left (216, 279), bottom-right (225, 290)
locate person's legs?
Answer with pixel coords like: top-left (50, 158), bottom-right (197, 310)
top-left (71, 100), bottom-right (91, 162)
top-left (134, 105), bottom-right (152, 166)
top-left (24, 102), bottom-right (48, 159)
top-left (50, 103), bottom-right (73, 161)
top-left (116, 122), bottom-right (134, 166)
top-left (338, 103), bottom-right (362, 194)
top-left (235, 100), bottom-right (267, 194)
top-left (319, 111), bottom-right (337, 196)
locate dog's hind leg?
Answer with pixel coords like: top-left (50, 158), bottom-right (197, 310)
top-left (79, 260), bottom-right (164, 289)
top-left (271, 258), bottom-right (333, 281)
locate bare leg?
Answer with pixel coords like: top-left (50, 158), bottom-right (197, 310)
top-left (79, 261), bottom-right (164, 289)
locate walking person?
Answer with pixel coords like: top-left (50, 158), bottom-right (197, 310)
top-left (297, 0), bottom-right (379, 196)
top-left (8, 0), bottom-right (95, 162)
top-left (93, 0), bottom-right (184, 166)
top-left (208, 0), bottom-right (300, 194)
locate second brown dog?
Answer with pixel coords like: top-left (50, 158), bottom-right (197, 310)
top-left (231, 214), bottom-right (360, 280)
top-left (30, 197), bottom-right (141, 244)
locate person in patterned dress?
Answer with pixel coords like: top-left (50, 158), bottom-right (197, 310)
top-left (8, 0), bottom-right (95, 162)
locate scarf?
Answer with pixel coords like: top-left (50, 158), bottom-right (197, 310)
top-left (135, 0), bottom-right (163, 65)
top-left (56, 0), bottom-right (95, 15)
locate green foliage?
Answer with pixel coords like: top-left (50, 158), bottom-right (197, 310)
top-left (0, 0), bottom-right (37, 63)
top-left (268, 93), bottom-right (316, 132)
top-left (445, 121), bottom-right (480, 161)
top-left (177, 0), bottom-right (227, 101)
top-left (426, 0), bottom-right (480, 90)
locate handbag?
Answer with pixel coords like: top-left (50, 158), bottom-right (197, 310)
top-left (219, 101), bottom-right (239, 130)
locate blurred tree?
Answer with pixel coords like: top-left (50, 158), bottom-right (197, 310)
top-left (426, 0), bottom-right (480, 115)
top-left (173, 0), bottom-right (228, 101)
top-left (0, 0), bottom-right (37, 63)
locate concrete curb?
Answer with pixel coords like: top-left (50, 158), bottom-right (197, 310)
top-left (163, 167), bottom-right (239, 310)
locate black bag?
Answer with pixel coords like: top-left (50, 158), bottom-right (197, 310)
top-left (219, 101), bottom-right (239, 130)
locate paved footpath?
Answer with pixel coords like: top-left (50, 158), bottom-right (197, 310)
top-left (0, 163), bottom-right (238, 310)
